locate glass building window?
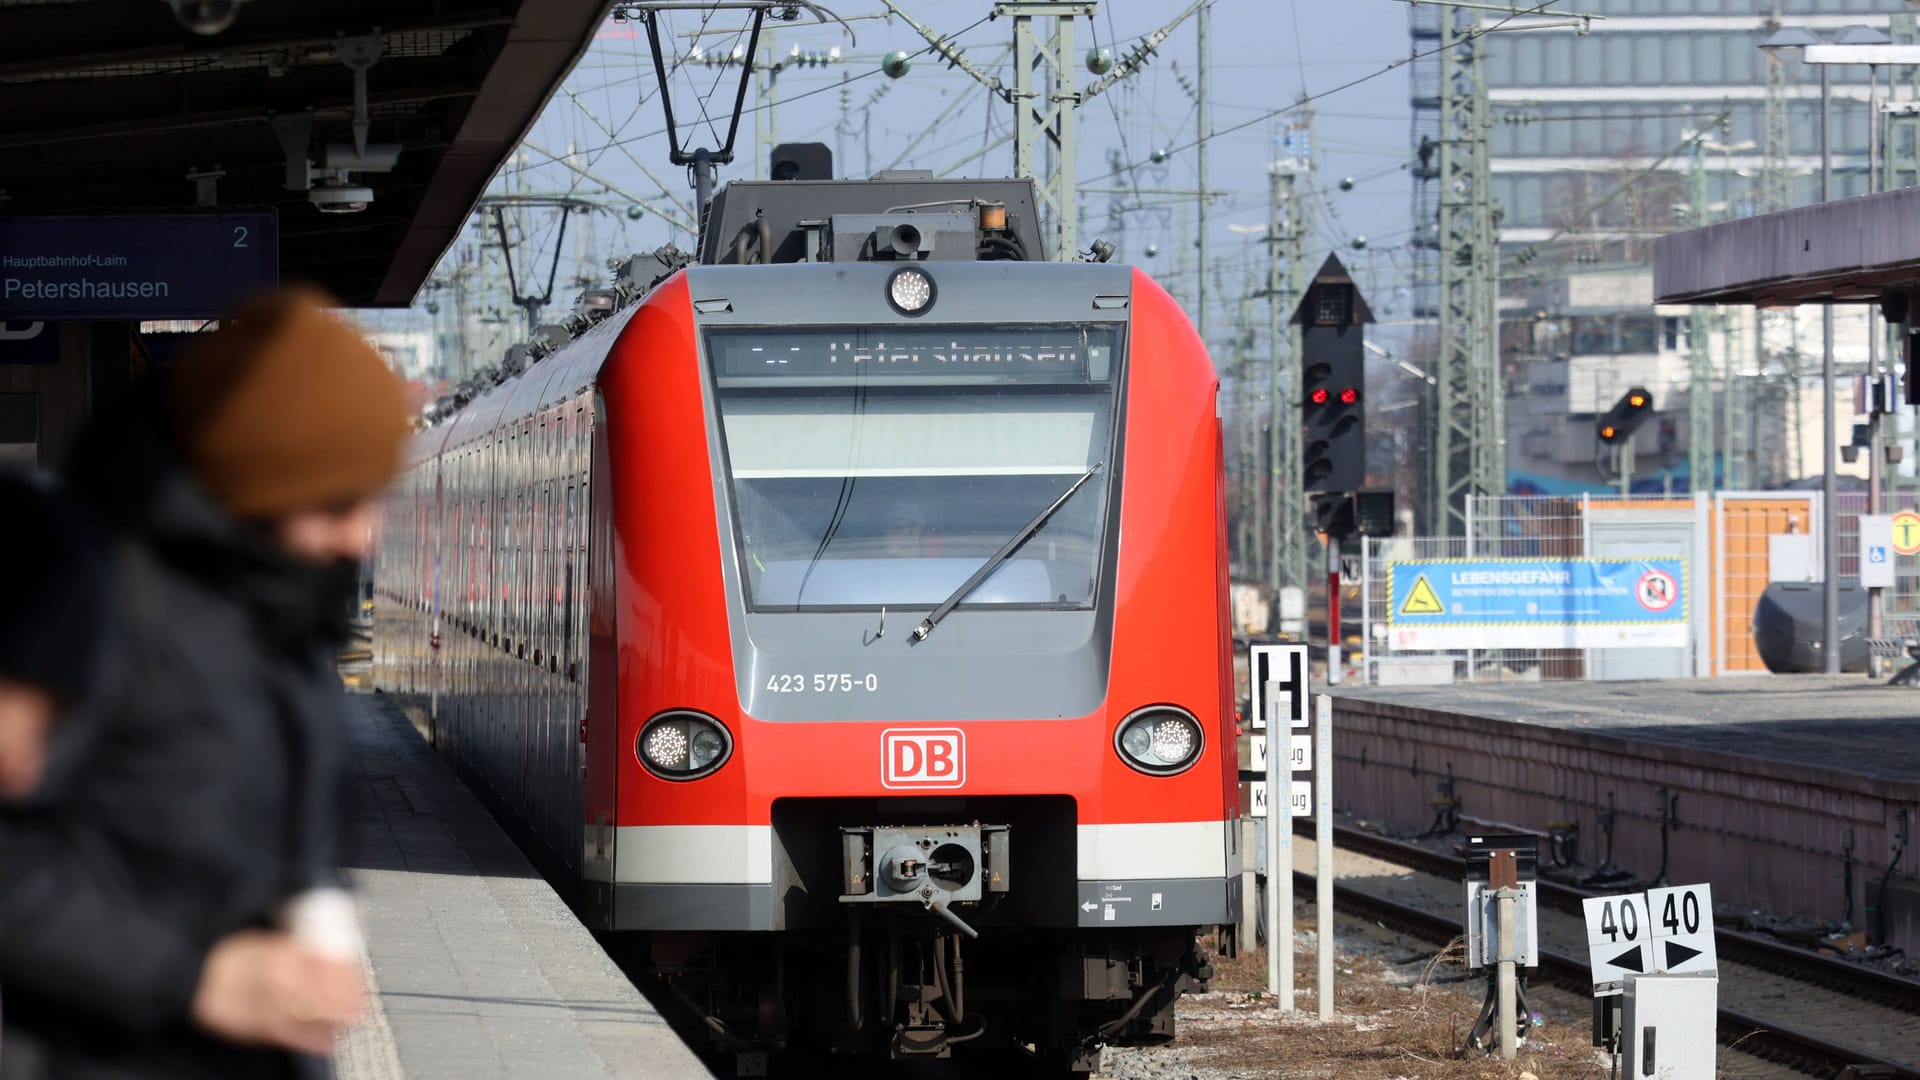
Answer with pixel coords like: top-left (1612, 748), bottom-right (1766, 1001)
top-left (1485, 41), bottom-right (1515, 85)
top-left (1513, 36), bottom-right (1544, 86)
top-left (1604, 34), bottom-right (1633, 85)
top-left (1634, 34), bottom-right (1663, 84)
top-left (1545, 36), bottom-right (1574, 87)
top-left (1726, 38), bottom-right (1754, 82)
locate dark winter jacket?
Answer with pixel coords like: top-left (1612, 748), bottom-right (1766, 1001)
top-left (0, 391), bottom-right (357, 1080)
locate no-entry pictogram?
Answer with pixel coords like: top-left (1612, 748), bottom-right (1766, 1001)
top-left (1635, 568), bottom-right (1678, 613)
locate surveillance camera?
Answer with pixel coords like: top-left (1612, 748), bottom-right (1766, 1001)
top-left (309, 172), bottom-right (372, 211)
top-left (310, 178), bottom-right (373, 214)
top-left (164, 0), bottom-right (246, 36)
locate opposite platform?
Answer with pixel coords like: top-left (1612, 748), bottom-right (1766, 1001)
top-left (1327, 675), bottom-right (1920, 949)
top-left (1338, 673), bottom-right (1920, 784)
top-left (336, 693), bottom-right (711, 1080)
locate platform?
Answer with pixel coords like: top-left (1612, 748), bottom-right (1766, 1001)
top-left (336, 694), bottom-right (711, 1080)
top-left (1325, 674), bottom-right (1920, 951)
top-left (1337, 673), bottom-right (1920, 785)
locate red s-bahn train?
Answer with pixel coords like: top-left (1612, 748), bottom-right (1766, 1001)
top-left (374, 176), bottom-right (1240, 1077)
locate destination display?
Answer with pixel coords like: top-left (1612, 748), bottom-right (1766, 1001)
top-left (710, 326), bottom-right (1117, 381)
top-left (1, 213), bottom-right (278, 321)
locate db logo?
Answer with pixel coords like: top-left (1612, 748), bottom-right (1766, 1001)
top-left (881, 728), bottom-right (966, 789)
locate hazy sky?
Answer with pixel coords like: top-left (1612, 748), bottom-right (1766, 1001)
top-left (397, 0), bottom-right (1422, 355)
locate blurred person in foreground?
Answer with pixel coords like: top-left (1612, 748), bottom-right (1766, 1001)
top-left (0, 287), bottom-right (412, 1079)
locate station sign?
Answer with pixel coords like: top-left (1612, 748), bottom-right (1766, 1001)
top-left (1583, 883), bottom-right (1717, 996)
top-left (0, 213), bottom-right (278, 321)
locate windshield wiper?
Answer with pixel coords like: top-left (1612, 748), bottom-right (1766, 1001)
top-left (910, 462), bottom-right (1105, 643)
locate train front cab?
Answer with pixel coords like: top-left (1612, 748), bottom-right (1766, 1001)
top-left (590, 262), bottom-right (1238, 1073)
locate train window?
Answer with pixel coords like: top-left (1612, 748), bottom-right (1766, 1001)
top-left (709, 324), bottom-right (1123, 611)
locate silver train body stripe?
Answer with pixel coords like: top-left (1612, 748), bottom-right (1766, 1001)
top-left (1076, 821), bottom-right (1227, 881)
top-left (610, 821), bottom-right (1229, 885)
top-left (613, 824), bottom-right (773, 884)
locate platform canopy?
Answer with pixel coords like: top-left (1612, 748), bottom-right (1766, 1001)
top-left (0, 0), bottom-right (606, 306)
top-left (1654, 185), bottom-right (1920, 308)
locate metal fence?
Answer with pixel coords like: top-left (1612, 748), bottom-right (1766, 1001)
top-left (1358, 491), bottom-right (1859, 683)
top-left (1836, 491), bottom-right (1920, 635)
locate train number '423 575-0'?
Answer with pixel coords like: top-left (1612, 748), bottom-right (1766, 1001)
top-left (766, 673), bottom-right (879, 694)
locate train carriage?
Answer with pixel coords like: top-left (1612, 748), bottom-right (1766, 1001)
top-left (375, 175), bottom-right (1239, 1077)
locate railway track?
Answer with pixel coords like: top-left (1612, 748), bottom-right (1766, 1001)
top-left (1303, 825), bottom-right (1920, 1079)
top-left (1322, 823), bottom-right (1920, 1013)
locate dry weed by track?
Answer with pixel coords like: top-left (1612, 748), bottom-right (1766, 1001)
top-left (1105, 930), bottom-right (1611, 1080)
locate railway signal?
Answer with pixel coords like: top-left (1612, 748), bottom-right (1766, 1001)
top-left (1596, 386), bottom-right (1654, 496)
top-left (1597, 386), bottom-right (1653, 445)
top-left (1294, 254), bottom-right (1372, 494)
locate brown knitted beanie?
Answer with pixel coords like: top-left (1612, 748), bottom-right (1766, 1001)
top-left (165, 286), bottom-right (413, 521)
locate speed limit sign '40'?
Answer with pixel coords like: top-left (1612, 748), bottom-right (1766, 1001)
top-left (1582, 883), bottom-right (1717, 995)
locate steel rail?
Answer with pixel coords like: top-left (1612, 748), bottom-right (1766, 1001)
top-left (1317, 822), bottom-right (1920, 1014)
top-left (1296, 858), bottom-right (1920, 1078)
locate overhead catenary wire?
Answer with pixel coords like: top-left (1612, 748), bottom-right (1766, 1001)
top-left (1089, 0), bottom-right (1577, 187)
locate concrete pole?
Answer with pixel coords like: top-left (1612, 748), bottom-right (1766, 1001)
top-left (1496, 888), bottom-right (1517, 1058)
top-left (1821, 63), bottom-right (1841, 674)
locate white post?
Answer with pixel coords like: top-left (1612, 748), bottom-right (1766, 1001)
top-left (1265, 682), bottom-right (1292, 1008)
top-left (1314, 693), bottom-right (1334, 1021)
top-left (1359, 538), bottom-right (1372, 686)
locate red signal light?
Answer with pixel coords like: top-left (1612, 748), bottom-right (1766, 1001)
top-left (1339, 387), bottom-right (1360, 405)
top-left (1309, 388), bottom-right (1330, 405)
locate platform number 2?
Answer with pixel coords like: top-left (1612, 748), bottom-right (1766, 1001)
top-left (233, 226), bottom-right (250, 248)
top-left (1660, 890), bottom-right (1701, 936)
top-left (1597, 898), bottom-right (1640, 943)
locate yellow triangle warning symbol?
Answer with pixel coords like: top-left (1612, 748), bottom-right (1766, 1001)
top-left (1400, 574), bottom-right (1444, 616)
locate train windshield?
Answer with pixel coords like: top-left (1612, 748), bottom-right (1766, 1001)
top-left (709, 324), bottom-right (1122, 612)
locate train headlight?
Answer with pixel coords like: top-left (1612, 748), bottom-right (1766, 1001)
top-left (886, 266), bottom-right (935, 316)
top-left (637, 711), bottom-right (733, 780)
top-left (1114, 706), bottom-right (1204, 776)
